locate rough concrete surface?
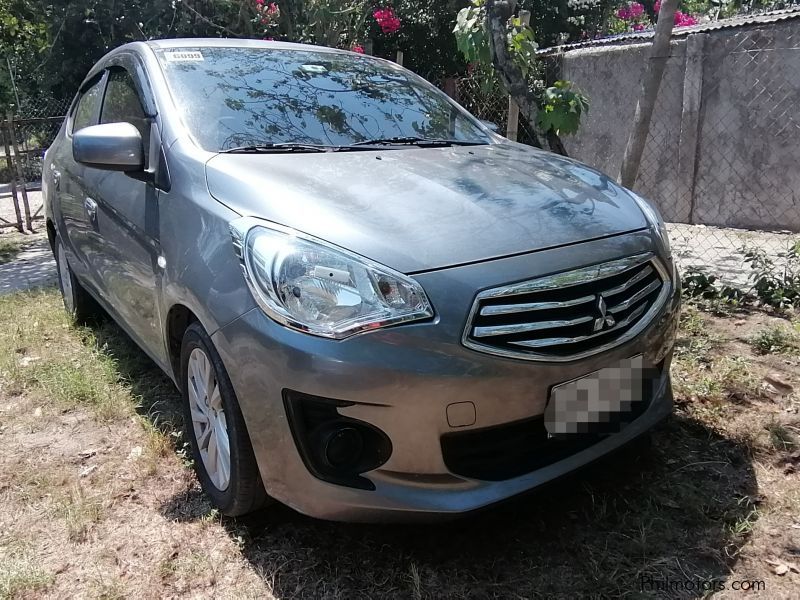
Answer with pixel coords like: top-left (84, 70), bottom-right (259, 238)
top-left (560, 19), bottom-right (800, 233)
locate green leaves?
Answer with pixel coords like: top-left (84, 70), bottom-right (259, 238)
top-left (453, 1), bottom-right (538, 74)
top-left (453, 2), bottom-right (491, 65)
top-left (507, 16), bottom-right (538, 78)
top-left (537, 80), bottom-right (590, 136)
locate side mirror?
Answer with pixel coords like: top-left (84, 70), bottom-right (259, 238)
top-left (481, 120), bottom-right (500, 133)
top-left (72, 122), bottom-right (144, 172)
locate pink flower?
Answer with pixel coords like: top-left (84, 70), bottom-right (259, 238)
top-left (373, 7), bottom-right (401, 35)
top-left (633, 23), bottom-right (645, 31)
top-left (267, 2), bottom-right (278, 14)
top-left (352, 44), bottom-right (364, 54)
top-left (255, 0), bottom-right (264, 5)
top-left (616, 2), bottom-right (644, 21)
top-left (654, 1), bottom-right (661, 11)
top-left (674, 10), bottom-right (699, 26)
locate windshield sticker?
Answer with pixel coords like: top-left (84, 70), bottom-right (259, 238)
top-left (164, 51), bottom-right (204, 62)
top-left (299, 64), bottom-right (329, 74)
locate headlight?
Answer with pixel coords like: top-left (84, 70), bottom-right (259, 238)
top-left (631, 192), bottom-right (671, 257)
top-left (230, 218), bottom-right (434, 339)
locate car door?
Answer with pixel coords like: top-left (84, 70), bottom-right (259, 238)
top-left (55, 73), bottom-right (107, 288)
top-left (85, 63), bottom-right (166, 362)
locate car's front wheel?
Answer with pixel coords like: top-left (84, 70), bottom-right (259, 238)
top-left (180, 322), bottom-right (267, 516)
top-left (54, 235), bottom-right (101, 323)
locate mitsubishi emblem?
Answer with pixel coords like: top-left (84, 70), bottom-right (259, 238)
top-left (592, 295), bottom-right (616, 332)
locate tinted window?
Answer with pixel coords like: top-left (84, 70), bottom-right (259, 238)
top-left (101, 69), bottom-right (151, 160)
top-left (72, 76), bottom-right (105, 133)
top-left (156, 47), bottom-right (489, 151)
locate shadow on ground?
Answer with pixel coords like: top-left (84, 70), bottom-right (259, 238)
top-left (0, 237), bottom-right (57, 294)
top-left (88, 314), bottom-right (758, 599)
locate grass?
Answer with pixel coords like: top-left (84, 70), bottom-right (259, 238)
top-left (0, 557), bottom-right (53, 600)
top-left (0, 289), bottom-right (178, 425)
top-left (749, 323), bottom-right (800, 355)
top-left (0, 236), bottom-right (28, 265)
top-left (55, 485), bottom-right (105, 543)
top-left (767, 421), bottom-right (798, 452)
top-left (0, 288), bottom-right (798, 597)
top-left (0, 538), bottom-right (54, 600)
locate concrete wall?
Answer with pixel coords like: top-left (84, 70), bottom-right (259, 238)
top-left (556, 19), bottom-right (800, 232)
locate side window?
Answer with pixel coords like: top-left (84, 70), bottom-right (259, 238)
top-left (71, 76), bottom-right (105, 134)
top-left (100, 68), bottom-right (151, 161)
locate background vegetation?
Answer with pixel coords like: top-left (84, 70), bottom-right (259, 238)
top-left (1, 0), bottom-right (797, 110)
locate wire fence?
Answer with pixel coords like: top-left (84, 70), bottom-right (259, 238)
top-left (1, 96), bottom-right (68, 230)
top-left (440, 74), bottom-right (540, 146)
top-left (633, 26), bottom-right (800, 284)
top-left (448, 21), bottom-right (800, 286)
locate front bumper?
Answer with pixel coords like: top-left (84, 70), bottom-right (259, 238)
top-left (212, 230), bottom-right (681, 521)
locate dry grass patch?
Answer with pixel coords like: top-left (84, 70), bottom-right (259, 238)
top-left (0, 555), bottom-right (53, 600)
top-left (0, 234), bottom-right (31, 265)
top-left (55, 484), bottom-right (106, 543)
top-left (750, 322), bottom-right (800, 355)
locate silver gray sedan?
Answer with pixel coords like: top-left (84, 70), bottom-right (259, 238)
top-left (43, 38), bottom-right (680, 521)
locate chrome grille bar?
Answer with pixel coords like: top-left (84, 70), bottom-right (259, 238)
top-left (461, 253), bottom-right (671, 362)
top-left (599, 264), bottom-right (654, 297)
top-left (479, 294), bottom-right (596, 316)
top-left (478, 265), bottom-right (656, 317)
top-left (608, 279), bottom-right (661, 314)
top-left (473, 315), bottom-right (594, 338)
top-left (508, 302), bottom-right (648, 349)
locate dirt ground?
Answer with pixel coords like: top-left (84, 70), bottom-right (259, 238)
top-left (1, 289), bottom-right (799, 599)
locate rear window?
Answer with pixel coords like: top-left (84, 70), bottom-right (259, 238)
top-left (155, 46), bottom-right (489, 151)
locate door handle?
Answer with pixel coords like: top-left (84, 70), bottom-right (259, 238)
top-left (49, 163), bottom-right (61, 190)
top-left (85, 197), bottom-right (98, 221)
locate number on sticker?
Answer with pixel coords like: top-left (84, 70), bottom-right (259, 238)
top-left (165, 51), bottom-right (204, 62)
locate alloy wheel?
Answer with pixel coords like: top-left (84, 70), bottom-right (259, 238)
top-left (187, 347), bottom-right (231, 491)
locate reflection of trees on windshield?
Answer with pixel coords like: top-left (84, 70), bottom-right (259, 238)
top-left (161, 49), bottom-right (486, 150)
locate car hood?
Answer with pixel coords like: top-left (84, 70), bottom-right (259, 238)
top-left (205, 142), bottom-right (648, 273)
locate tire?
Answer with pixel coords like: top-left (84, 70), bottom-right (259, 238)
top-left (54, 235), bottom-right (101, 323)
top-left (180, 322), bottom-right (267, 516)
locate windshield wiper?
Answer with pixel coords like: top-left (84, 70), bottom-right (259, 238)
top-left (220, 143), bottom-right (338, 154)
top-left (349, 136), bottom-right (487, 148)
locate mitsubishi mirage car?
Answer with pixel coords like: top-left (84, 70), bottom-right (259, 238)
top-left (43, 39), bottom-right (680, 522)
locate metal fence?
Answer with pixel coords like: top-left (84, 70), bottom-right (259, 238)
top-left (450, 20), bottom-right (800, 285)
top-left (632, 26), bottom-right (800, 283)
top-left (1, 97), bottom-right (68, 231)
top-left (441, 74), bottom-right (540, 146)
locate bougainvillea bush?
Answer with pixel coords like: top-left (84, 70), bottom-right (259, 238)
top-left (252, 2), bottom-right (404, 48)
top-left (607, 1), bottom-right (700, 35)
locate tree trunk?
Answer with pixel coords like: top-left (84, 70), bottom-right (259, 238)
top-left (618, 0), bottom-right (679, 188)
top-left (484, 0), bottom-right (568, 155)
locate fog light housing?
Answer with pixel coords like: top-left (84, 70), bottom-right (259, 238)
top-left (321, 426), bottom-right (364, 469)
top-left (283, 390), bottom-right (392, 490)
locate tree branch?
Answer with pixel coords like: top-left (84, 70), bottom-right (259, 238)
top-left (484, 0), bottom-right (567, 155)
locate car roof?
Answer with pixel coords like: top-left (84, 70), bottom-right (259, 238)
top-left (81, 38), bottom-right (375, 89)
top-left (145, 38), bottom-right (349, 54)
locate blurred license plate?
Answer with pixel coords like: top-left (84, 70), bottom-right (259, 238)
top-left (545, 355), bottom-right (647, 437)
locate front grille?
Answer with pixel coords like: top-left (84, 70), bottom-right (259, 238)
top-left (462, 253), bottom-right (669, 361)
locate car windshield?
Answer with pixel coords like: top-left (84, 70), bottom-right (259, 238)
top-left (155, 46), bottom-right (491, 152)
